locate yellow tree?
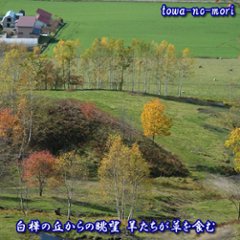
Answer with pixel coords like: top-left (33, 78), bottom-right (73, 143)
top-left (22, 47), bottom-right (56, 90)
top-left (141, 99), bottom-right (172, 142)
top-left (114, 39), bottom-right (133, 91)
top-left (220, 130), bottom-right (240, 220)
top-left (0, 46), bottom-right (28, 105)
top-left (56, 151), bottom-right (88, 220)
top-left (130, 40), bottom-right (151, 93)
top-left (98, 134), bottom-right (149, 220)
top-left (53, 40), bottom-right (80, 89)
top-left (163, 43), bottom-right (177, 96)
top-left (153, 40), bottom-right (168, 95)
top-left (127, 143), bottom-right (150, 220)
top-left (87, 37), bottom-right (110, 89)
top-left (225, 128), bottom-right (240, 172)
top-left (177, 48), bottom-right (194, 97)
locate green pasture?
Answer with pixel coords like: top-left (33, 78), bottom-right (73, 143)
top-left (0, 0), bottom-right (239, 57)
top-left (180, 58), bottom-right (240, 102)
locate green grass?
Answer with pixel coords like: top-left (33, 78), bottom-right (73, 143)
top-left (0, 0), bottom-right (239, 57)
top-left (1, 177), bottom-right (239, 240)
top-left (180, 58), bottom-right (240, 102)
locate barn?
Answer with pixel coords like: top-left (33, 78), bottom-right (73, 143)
top-left (16, 16), bottom-right (39, 38)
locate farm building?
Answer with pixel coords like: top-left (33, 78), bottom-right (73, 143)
top-left (16, 16), bottom-right (39, 38)
top-left (1, 10), bottom-right (24, 28)
top-left (35, 8), bottom-right (52, 28)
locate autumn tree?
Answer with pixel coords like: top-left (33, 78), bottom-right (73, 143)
top-left (23, 151), bottom-right (57, 197)
top-left (0, 45), bottom-right (37, 215)
top-left (0, 108), bottom-right (22, 182)
top-left (81, 38), bottom-right (109, 89)
top-left (153, 40), bottom-right (168, 95)
top-left (82, 37), bottom-right (133, 91)
top-left (14, 96), bottom-right (35, 214)
top-left (56, 151), bottom-right (88, 220)
top-left (225, 128), bottom-right (240, 172)
top-left (141, 99), bottom-right (172, 142)
top-left (0, 108), bottom-right (21, 140)
top-left (98, 134), bottom-right (149, 220)
top-left (0, 46), bottom-right (28, 105)
top-left (53, 39), bottom-right (80, 89)
top-left (114, 40), bottom-right (133, 91)
top-left (177, 48), bottom-right (194, 97)
top-left (223, 129), bottom-right (240, 219)
top-left (22, 47), bottom-right (56, 90)
top-left (163, 43), bottom-right (177, 96)
top-left (131, 39), bottom-right (153, 93)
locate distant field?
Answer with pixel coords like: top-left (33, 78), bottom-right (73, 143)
top-left (0, 0), bottom-right (239, 57)
top-left (185, 58), bottom-right (240, 102)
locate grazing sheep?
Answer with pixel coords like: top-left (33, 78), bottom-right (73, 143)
top-left (54, 208), bottom-right (61, 216)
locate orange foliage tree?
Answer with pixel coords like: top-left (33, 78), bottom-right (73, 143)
top-left (23, 151), bottom-right (57, 196)
top-left (0, 108), bottom-right (21, 141)
top-left (141, 99), bottom-right (172, 142)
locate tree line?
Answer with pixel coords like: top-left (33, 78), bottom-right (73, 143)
top-left (0, 38), bottom-right (193, 97)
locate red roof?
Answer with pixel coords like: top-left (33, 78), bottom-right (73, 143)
top-left (37, 15), bottom-right (51, 25)
top-left (36, 8), bottom-right (52, 24)
top-left (37, 8), bottom-right (52, 18)
top-left (16, 16), bottom-right (36, 28)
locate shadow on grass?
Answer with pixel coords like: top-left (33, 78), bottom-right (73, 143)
top-left (0, 195), bottom-right (33, 202)
top-left (202, 123), bottom-right (229, 134)
top-left (138, 206), bottom-right (178, 221)
top-left (52, 196), bottom-right (115, 213)
top-left (195, 165), bottom-right (236, 176)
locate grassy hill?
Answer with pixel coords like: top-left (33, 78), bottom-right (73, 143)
top-left (0, 1), bottom-right (239, 57)
top-left (37, 90), bottom-right (232, 177)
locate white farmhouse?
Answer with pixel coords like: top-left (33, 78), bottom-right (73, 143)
top-left (1, 10), bottom-right (24, 28)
